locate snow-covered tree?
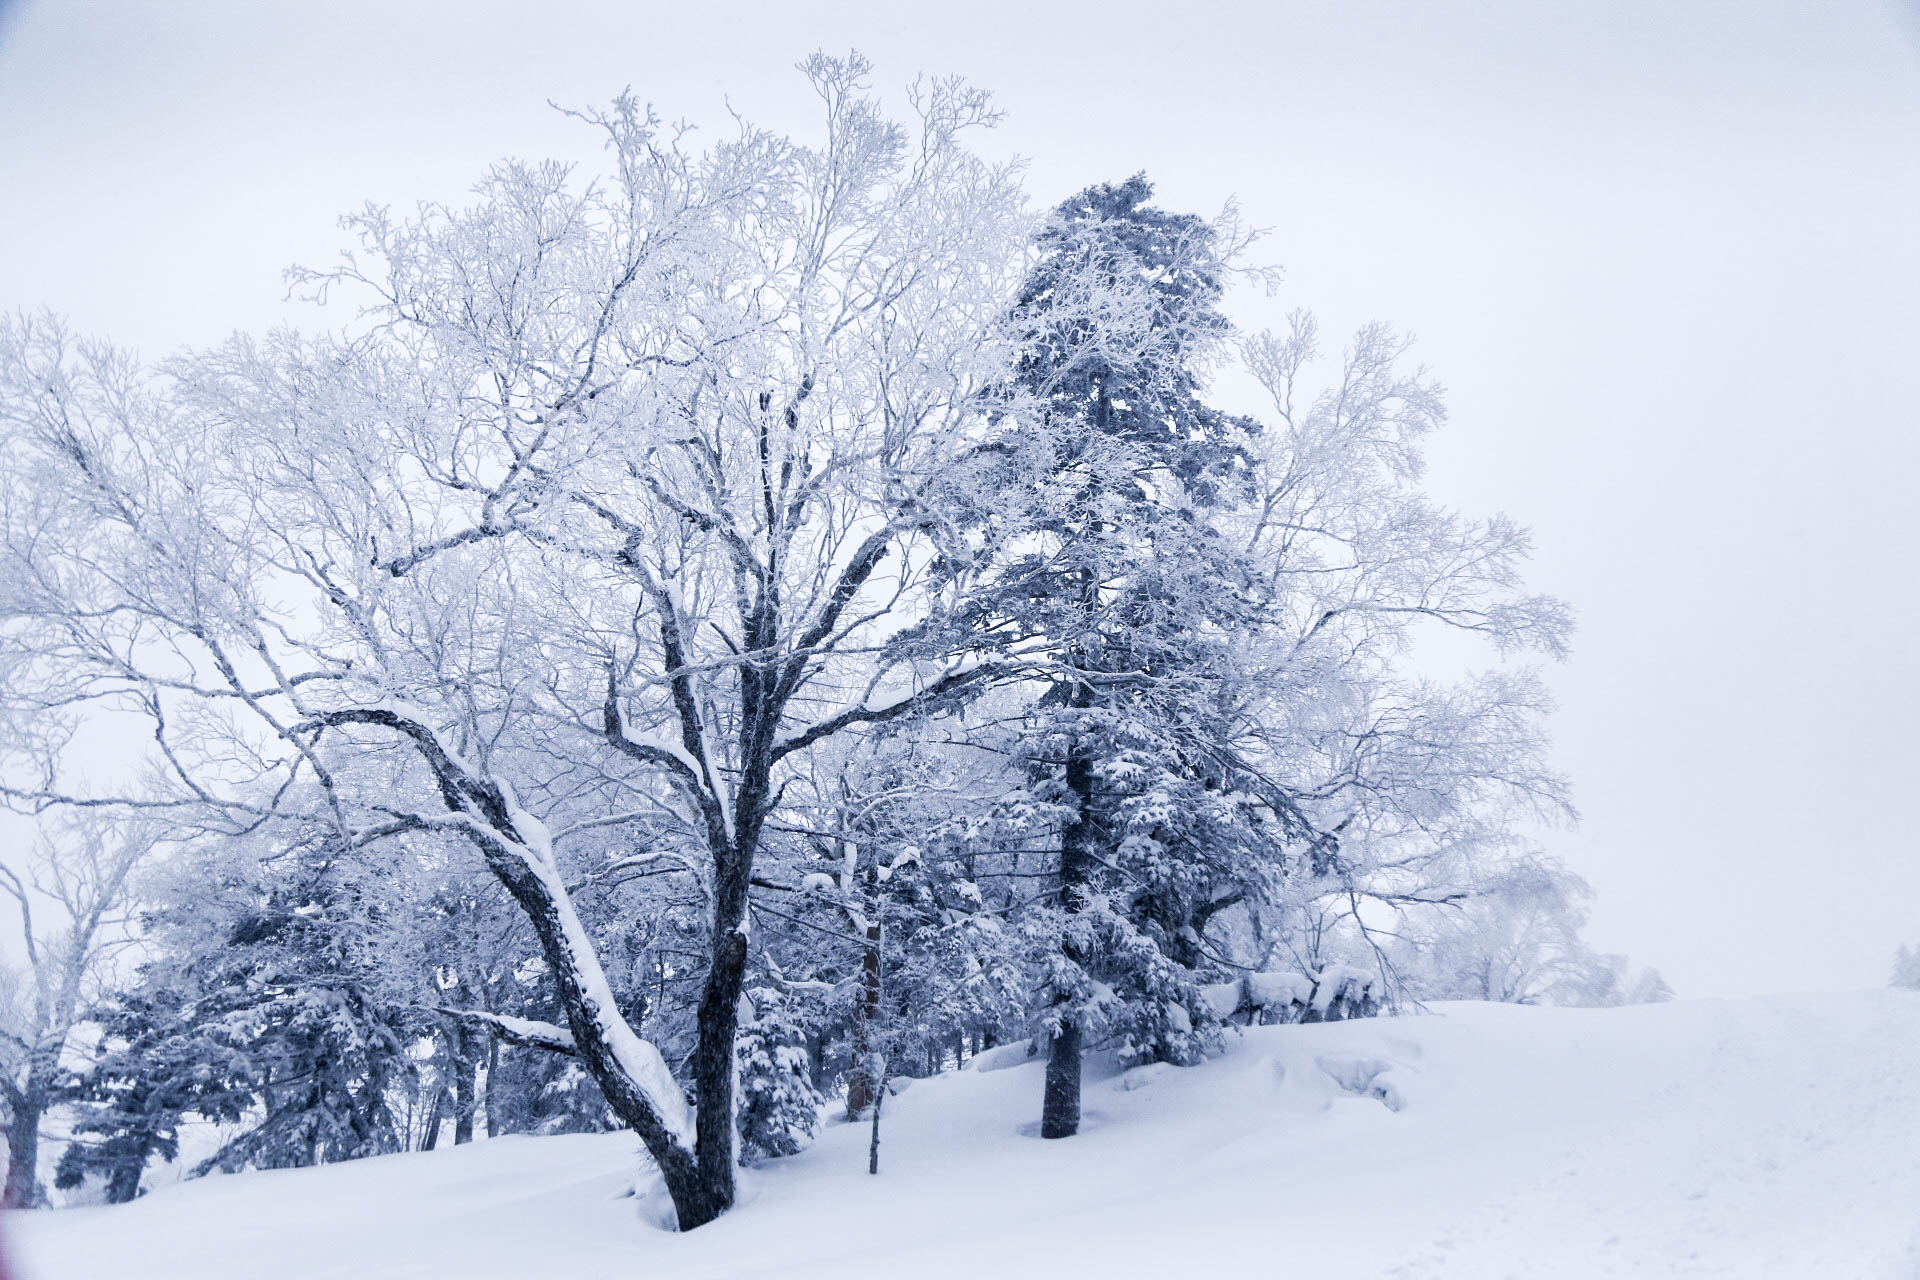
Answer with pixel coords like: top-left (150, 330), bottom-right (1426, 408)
top-left (1396, 859), bottom-right (1615, 1006)
top-left (0, 55), bottom-right (1027, 1228)
top-left (54, 988), bottom-right (250, 1204)
top-left (93, 830), bottom-right (424, 1181)
top-left (0, 814), bottom-right (153, 1207)
top-left (0, 53), bottom-right (1593, 1219)
top-left (733, 986), bottom-right (822, 1165)
top-left (1187, 303), bottom-right (1576, 1009)
top-left (739, 720), bottom-right (1028, 1119)
top-left (1612, 966), bottom-right (1675, 1006)
top-left (917, 173), bottom-right (1268, 1139)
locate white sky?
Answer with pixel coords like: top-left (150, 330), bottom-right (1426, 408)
top-left (2, 0), bottom-right (1917, 998)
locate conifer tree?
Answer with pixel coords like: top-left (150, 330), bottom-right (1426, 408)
top-left (943, 174), bottom-right (1263, 1137)
top-left (734, 986), bottom-right (824, 1165)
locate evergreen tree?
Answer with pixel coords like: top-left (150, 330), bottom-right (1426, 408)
top-left (939, 174), bottom-right (1263, 1137)
top-left (733, 987), bottom-right (823, 1165)
top-left (122, 831), bottom-right (425, 1176)
top-left (54, 986), bottom-right (252, 1203)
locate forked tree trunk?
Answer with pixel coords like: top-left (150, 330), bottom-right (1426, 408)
top-left (457, 816), bottom-right (711, 1225)
top-left (315, 705), bottom-right (711, 1222)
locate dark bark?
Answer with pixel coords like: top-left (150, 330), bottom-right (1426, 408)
top-left (483, 1038), bottom-right (500, 1139)
top-left (683, 917), bottom-right (747, 1229)
top-left (1035, 348), bottom-right (1114, 1141)
top-left (671, 602), bottom-right (800, 1228)
top-left (1040, 1019), bottom-right (1083, 1140)
top-left (452, 1026), bottom-right (477, 1146)
top-left (4, 1096), bottom-right (42, 1209)
top-left (867, 1063), bottom-right (887, 1175)
top-left (461, 826), bottom-right (706, 1222)
top-left (807, 1027), bottom-right (826, 1091)
top-left (104, 1154), bottom-right (143, 1205)
top-left (419, 1086), bottom-right (446, 1151)
top-left (1041, 719), bottom-right (1096, 1140)
top-left (1180, 890), bottom-right (1244, 967)
top-left (452, 1069), bottom-right (475, 1145)
top-left (845, 869), bottom-right (884, 1120)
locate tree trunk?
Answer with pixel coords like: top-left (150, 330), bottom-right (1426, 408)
top-left (1040, 1019), bottom-right (1084, 1140)
top-left (679, 848), bottom-right (752, 1231)
top-left (3, 1096), bottom-right (42, 1209)
top-left (845, 878), bottom-right (884, 1119)
top-left (483, 1037), bottom-right (500, 1139)
top-left (477, 837), bottom-right (705, 1225)
top-left (867, 1060), bottom-right (888, 1175)
top-left (321, 707), bottom-right (713, 1223)
top-left (1040, 719), bottom-right (1097, 1140)
top-left (419, 1085), bottom-right (446, 1151)
top-left (807, 1027), bottom-right (826, 1091)
top-left (104, 1152), bottom-right (144, 1205)
top-left (452, 1027), bottom-right (477, 1145)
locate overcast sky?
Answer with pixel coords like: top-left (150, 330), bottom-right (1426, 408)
top-left (2, 0), bottom-right (1917, 998)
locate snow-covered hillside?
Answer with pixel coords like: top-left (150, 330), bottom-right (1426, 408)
top-left (17, 993), bottom-right (1920, 1280)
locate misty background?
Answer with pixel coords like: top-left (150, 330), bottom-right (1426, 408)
top-left (0, 0), bottom-right (1916, 999)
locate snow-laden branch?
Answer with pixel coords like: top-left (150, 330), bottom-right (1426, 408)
top-left (437, 1008), bottom-right (577, 1056)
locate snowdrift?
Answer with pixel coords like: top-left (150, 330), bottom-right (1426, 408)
top-left (16, 992), bottom-right (1920, 1279)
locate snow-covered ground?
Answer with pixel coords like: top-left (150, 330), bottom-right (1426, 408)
top-left (16, 992), bottom-right (1920, 1279)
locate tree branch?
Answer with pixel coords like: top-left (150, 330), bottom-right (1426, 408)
top-left (437, 1008), bottom-right (577, 1056)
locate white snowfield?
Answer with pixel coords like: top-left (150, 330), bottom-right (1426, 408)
top-left (16, 992), bottom-right (1920, 1279)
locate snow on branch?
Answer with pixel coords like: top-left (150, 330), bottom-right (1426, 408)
top-left (438, 1008), bottom-right (578, 1056)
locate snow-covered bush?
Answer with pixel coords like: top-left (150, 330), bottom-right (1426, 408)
top-left (734, 988), bottom-right (823, 1165)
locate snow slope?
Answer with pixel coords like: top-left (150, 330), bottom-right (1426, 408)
top-left (16, 992), bottom-right (1920, 1279)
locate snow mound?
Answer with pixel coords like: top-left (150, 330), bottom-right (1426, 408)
top-left (18, 992), bottom-right (1920, 1280)
top-left (1115, 1062), bottom-right (1173, 1091)
top-left (1315, 1053), bottom-right (1410, 1111)
top-left (967, 1038), bottom-right (1038, 1073)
